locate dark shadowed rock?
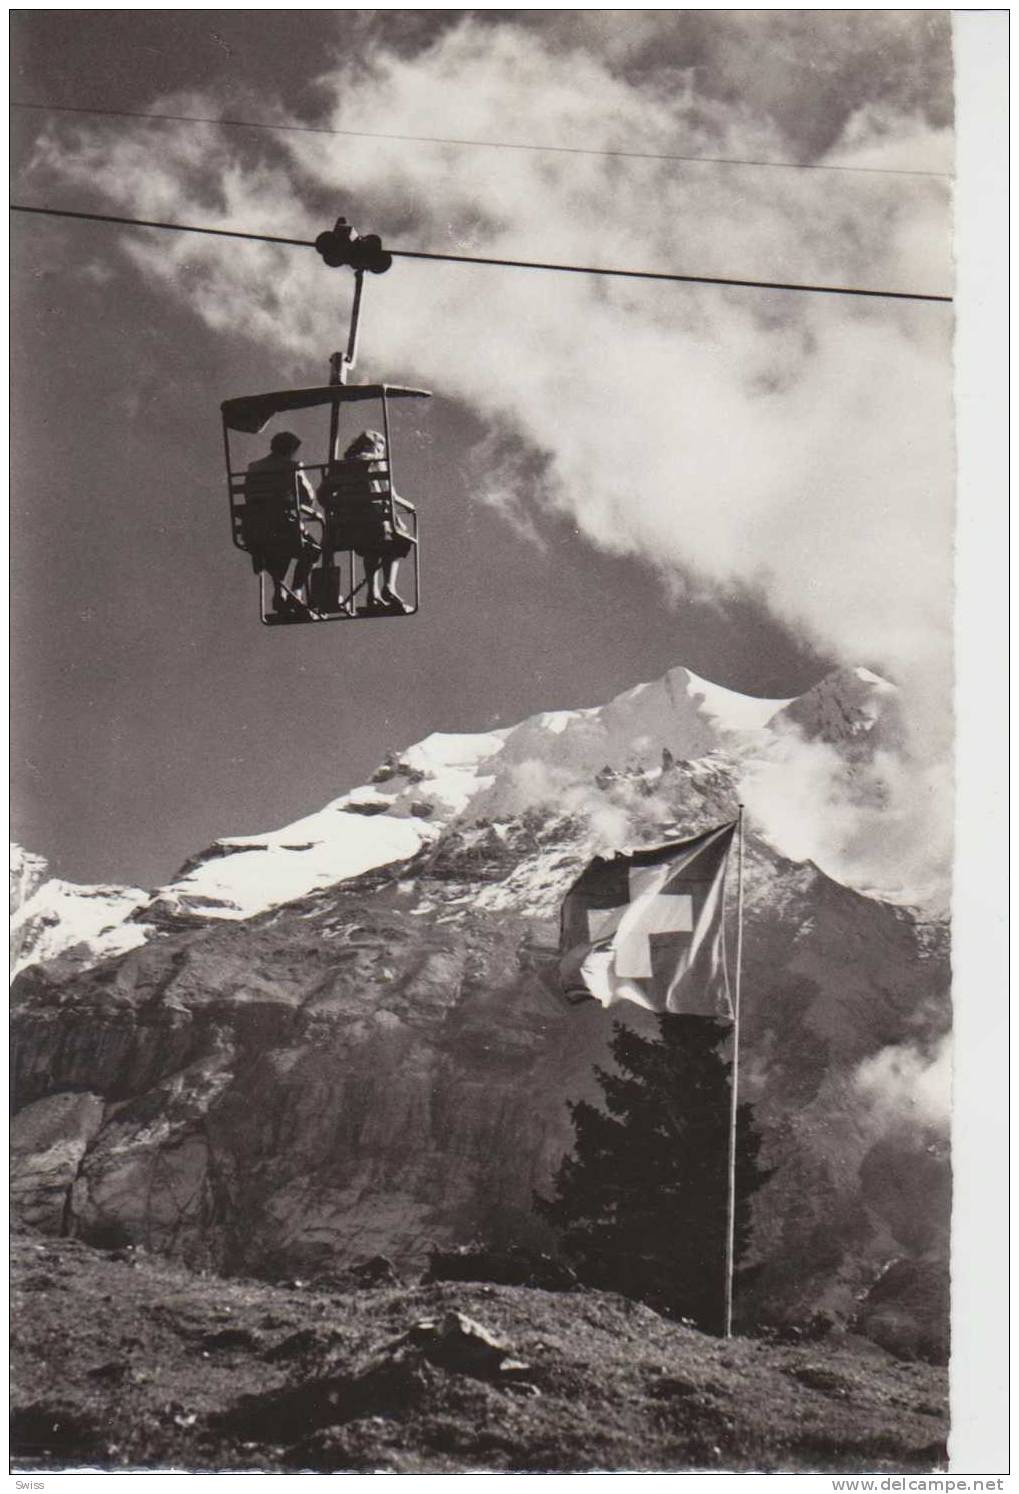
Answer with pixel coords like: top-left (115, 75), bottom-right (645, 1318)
top-left (11, 1092), bottom-right (106, 1232)
top-left (427, 1242), bottom-right (578, 1291)
top-left (345, 1255), bottom-right (402, 1288)
top-left (853, 1259), bottom-right (950, 1365)
top-left (201, 1326), bottom-right (262, 1353)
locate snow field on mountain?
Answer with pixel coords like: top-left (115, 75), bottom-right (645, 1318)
top-left (145, 671), bottom-right (784, 926)
top-left (677, 669), bottom-right (793, 733)
top-left (152, 810), bottom-right (436, 920)
top-left (11, 878), bottom-right (150, 977)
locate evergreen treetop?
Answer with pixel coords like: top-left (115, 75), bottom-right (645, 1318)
top-left (537, 1014), bottom-right (768, 1332)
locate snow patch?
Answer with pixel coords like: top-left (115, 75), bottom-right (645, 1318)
top-left (402, 731), bottom-right (507, 774)
top-left (533, 710), bottom-right (588, 735)
top-left (11, 878), bottom-right (150, 976)
top-left (853, 666), bottom-right (896, 691)
top-left (682, 669), bottom-right (792, 733)
top-left (389, 731), bottom-right (508, 817)
top-left (153, 812), bottom-right (434, 920)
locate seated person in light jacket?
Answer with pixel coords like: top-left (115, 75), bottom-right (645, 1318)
top-left (319, 430), bottom-right (415, 612)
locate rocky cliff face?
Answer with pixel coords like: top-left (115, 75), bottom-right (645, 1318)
top-left (9, 664), bottom-right (951, 1353)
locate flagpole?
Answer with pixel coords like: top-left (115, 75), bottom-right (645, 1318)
top-left (723, 803), bottom-right (745, 1338)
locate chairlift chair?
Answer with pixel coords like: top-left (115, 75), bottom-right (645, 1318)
top-left (220, 216), bottom-right (432, 626)
top-left (222, 381), bottom-right (430, 624)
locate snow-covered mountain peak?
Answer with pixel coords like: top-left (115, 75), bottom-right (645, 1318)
top-left (498, 665), bottom-right (791, 780)
top-left (139, 665), bottom-right (797, 928)
top-left (12, 660), bottom-right (929, 969)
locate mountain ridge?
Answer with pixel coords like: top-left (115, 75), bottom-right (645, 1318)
top-left (11, 663), bottom-right (914, 966)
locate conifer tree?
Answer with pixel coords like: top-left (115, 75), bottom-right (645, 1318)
top-left (537, 1015), bottom-right (768, 1331)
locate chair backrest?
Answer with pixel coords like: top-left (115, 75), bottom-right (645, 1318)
top-left (232, 466), bottom-right (300, 552)
top-left (321, 458), bottom-right (393, 521)
top-left (243, 465), bottom-right (299, 507)
top-left (325, 458), bottom-right (390, 496)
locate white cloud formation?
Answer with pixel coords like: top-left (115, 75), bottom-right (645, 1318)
top-left (741, 721), bottom-right (953, 913)
top-left (855, 1034), bottom-right (952, 1138)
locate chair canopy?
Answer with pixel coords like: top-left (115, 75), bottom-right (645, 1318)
top-left (221, 383), bottom-right (431, 435)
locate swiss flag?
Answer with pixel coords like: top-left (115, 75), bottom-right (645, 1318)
top-left (558, 822), bottom-right (737, 1017)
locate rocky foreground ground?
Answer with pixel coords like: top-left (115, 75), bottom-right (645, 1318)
top-left (11, 1231), bottom-right (948, 1474)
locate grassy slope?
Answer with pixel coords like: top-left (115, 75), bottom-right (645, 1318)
top-left (11, 1232), bottom-right (947, 1474)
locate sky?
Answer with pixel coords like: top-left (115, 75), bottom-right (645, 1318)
top-left (10, 10), bottom-right (955, 891)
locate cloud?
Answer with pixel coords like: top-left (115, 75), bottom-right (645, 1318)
top-left (855, 1034), bottom-right (952, 1138)
top-left (475, 757), bottom-right (663, 853)
top-left (825, 105), bottom-right (953, 174)
top-left (24, 16), bottom-right (954, 836)
top-left (401, 12), bottom-right (953, 157)
top-left (741, 719), bottom-right (953, 913)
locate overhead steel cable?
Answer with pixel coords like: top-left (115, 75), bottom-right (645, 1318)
top-left (9, 202), bottom-right (954, 305)
top-left (11, 203), bottom-right (315, 251)
top-left (11, 99), bottom-right (953, 182)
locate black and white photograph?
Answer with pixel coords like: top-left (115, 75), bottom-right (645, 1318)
top-left (9, 8), bottom-right (1007, 1481)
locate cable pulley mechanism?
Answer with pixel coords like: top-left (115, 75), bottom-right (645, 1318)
top-left (314, 216), bottom-right (392, 274)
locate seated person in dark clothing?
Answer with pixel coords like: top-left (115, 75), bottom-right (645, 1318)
top-left (318, 430), bottom-right (415, 612)
top-left (243, 430), bottom-right (321, 612)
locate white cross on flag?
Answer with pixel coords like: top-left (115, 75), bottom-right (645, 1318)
top-left (558, 821), bottom-right (737, 1017)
